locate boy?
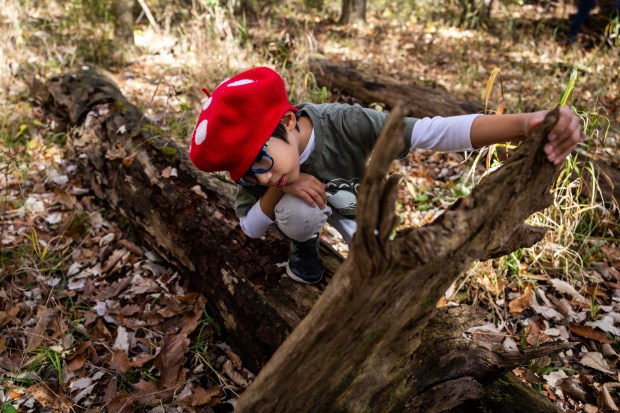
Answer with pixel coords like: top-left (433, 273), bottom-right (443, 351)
top-left (189, 67), bottom-right (581, 284)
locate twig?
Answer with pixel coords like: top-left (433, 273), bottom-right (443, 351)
top-left (136, 0), bottom-right (160, 31)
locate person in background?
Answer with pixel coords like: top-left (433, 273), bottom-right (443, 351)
top-left (567, 0), bottom-right (620, 44)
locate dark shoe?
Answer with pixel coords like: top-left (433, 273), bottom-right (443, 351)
top-left (286, 235), bottom-right (323, 284)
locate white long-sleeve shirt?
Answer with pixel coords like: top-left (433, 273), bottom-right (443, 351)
top-left (239, 114), bottom-right (480, 238)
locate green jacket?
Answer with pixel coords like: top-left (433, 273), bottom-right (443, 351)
top-left (235, 103), bottom-right (417, 218)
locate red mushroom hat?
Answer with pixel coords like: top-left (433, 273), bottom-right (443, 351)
top-left (189, 67), bottom-right (298, 181)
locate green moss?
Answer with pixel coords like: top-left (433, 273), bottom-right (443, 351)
top-left (159, 145), bottom-right (179, 163)
top-left (142, 124), bottom-right (165, 135)
top-left (422, 295), bottom-right (439, 308)
top-left (485, 378), bottom-right (513, 404)
top-left (368, 330), bottom-right (381, 343)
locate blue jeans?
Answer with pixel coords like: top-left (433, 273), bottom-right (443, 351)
top-left (568, 0), bottom-right (596, 39)
top-left (568, 0), bottom-right (620, 40)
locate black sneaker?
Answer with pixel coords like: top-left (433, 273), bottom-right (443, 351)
top-left (286, 235), bottom-right (323, 284)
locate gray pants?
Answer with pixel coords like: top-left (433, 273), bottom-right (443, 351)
top-left (274, 194), bottom-right (357, 244)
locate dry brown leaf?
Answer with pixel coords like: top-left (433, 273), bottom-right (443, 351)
top-left (67, 354), bottom-right (85, 371)
top-left (559, 376), bottom-right (587, 402)
top-left (132, 380), bottom-right (163, 404)
top-left (550, 278), bottom-right (588, 303)
top-left (108, 394), bottom-right (137, 413)
top-left (597, 383), bottom-right (619, 411)
top-left (543, 369), bottom-right (568, 388)
top-left (26, 306), bottom-right (56, 352)
top-left (110, 349), bottom-right (131, 372)
top-left (190, 385), bottom-right (222, 406)
top-left (26, 383), bottom-right (73, 411)
top-left (581, 352), bottom-right (615, 374)
top-left (227, 349), bottom-right (243, 370)
top-left (178, 303), bottom-right (205, 336)
top-left (99, 277), bottom-right (132, 300)
top-left (102, 248), bottom-right (128, 273)
top-left (69, 377), bottom-right (94, 398)
top-left (509, 286), bottom-right (532, 316)
top-left (154, 333), bottom-right (189, 389)
top-left (117, 239), bottom-right (143, 256)
top-left (113, 326), bottom-right (130, 353)
top-left (586, 315), bottom-right (620, 337)
top-left (53, 188), bottom-right (77, 209)
top-left (129, 353), bottom-right (156, 368)
top-left (530, 290), bottom-right (564, 322)
top-left (526, 317), bottom-right (552, 346)
top-left (570, 324), bottom-right (613, 344)
top-left (223, 359), bottom-right (249, 387)
top-left (125, 275), bottom-right (160, 296)
top-left (120, 304), bottom-right (142, 316)
top-left (602, 343), bottom-right (619, 361)
top-left (551, 297), bottom-right (576, 320)
top-left (601, 246), bottom-right (620, 270)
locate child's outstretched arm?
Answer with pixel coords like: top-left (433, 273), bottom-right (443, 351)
top-left (470, 106), bottom-right (581, 165)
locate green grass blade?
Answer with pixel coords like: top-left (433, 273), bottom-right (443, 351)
top-left (559, 69), bottom-right (578, 107)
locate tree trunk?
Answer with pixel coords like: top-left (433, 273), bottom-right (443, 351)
top-left (112, 0), bottom-right (135, 45)
top-left (339, 0), bottom-right (367, 25)
top-left (459, 0), bottom-right (494, 27)
top-left (41, 69), bottom-right (569, 412)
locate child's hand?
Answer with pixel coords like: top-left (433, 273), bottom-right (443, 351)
top-left (282, 173), bottom-right (327, 209)
top-left (528, 106), bottom-right (582, 165)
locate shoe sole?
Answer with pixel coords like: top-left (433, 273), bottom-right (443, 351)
top-left (286, 263), bottom-right (323, 284)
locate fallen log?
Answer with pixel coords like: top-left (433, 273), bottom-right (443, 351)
top-left (41, 69), bottom-right (570, 411)
top-left (309, 56), bottom-right (484, 117)
top-left (41, 69), bottom-right (330, 371)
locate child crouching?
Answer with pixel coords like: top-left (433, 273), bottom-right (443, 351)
top-left (189, 67), bottom-right (581, 284)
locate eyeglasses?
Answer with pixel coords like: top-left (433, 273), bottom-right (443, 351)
top-left (237, 141), bottom-right (274, 186)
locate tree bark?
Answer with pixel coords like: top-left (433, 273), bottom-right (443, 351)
top-left (112, 0), bottom-right (135, 45)
top-left (339, 0), bottom-right (367, 25)
top-left (41, 69), bottom-right (569, 412)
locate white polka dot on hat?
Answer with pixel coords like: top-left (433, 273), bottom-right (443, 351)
top-left (189, 67), bottom-right (298, 181)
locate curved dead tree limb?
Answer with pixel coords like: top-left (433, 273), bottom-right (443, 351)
top-left (236, 105), bottom-right (565, 412)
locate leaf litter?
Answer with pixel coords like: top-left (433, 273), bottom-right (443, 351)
top-left (2, 1), bottom-right (620, 411)
top-left (1, 131), bottom-right (251, 411)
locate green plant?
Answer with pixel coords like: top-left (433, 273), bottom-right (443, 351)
top-left (605, 16), bottom-right (620, 46)
top-left (1, 403), bottom-right (18, 413)
top-left (22, 346), bottom-right (65, 384)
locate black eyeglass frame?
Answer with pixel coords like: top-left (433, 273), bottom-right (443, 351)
top-left (236, 142), bottom-right (274, 187)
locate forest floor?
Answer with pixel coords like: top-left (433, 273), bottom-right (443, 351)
top-left (1, 0), bottom-right (620, 412)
